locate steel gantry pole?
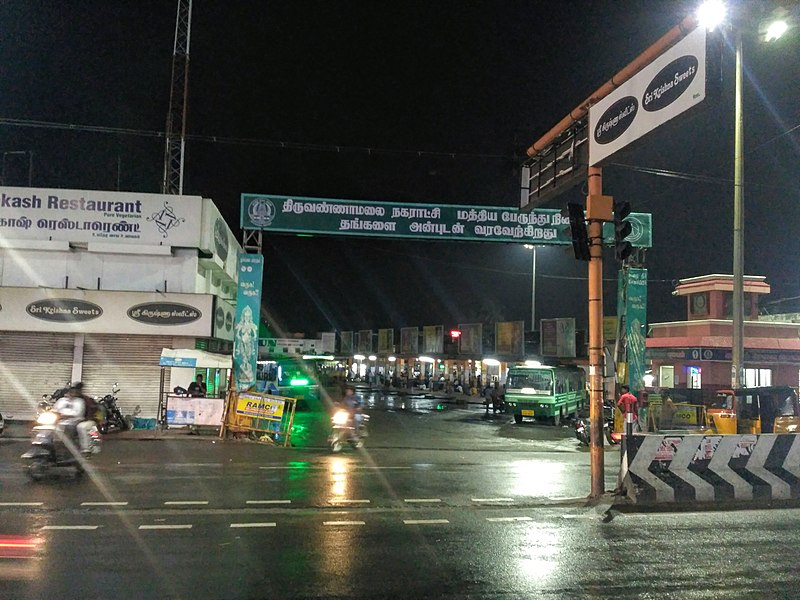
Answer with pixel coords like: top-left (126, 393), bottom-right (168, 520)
top-left (731, 28), bottom-right (745, 389)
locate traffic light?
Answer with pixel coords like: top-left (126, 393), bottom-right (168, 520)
top-left (566, 203), bottom-right (590, 261)
top-left (613, 201), bottom-right (633, 262)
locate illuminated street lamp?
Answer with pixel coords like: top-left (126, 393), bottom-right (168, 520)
top-left (698, 1), bottom-right (795, 387)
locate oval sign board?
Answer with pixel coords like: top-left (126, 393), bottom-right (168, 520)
top-left (642, 55), bottom-right (698, 112)
top-left (26, 299), bottom-right (103, 322)
top-left (127, 302), bottom-right (202, 326)
top-left (594, 96), bottom-right (638, 145)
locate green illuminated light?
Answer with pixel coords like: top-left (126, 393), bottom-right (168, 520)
top-left (290, 378), bottom-right (309, 387)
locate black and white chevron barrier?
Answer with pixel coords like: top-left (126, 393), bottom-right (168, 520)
top-left (621, 433), bottom-right (800, 505)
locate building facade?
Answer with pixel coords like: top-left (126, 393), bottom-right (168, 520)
top-left (0, 186), bottom-right (240, 419)
top-left (647, 274), bottom-right (800, 393)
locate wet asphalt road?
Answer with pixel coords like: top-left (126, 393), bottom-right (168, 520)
top-left (2, 394), bottom-right (799, 598)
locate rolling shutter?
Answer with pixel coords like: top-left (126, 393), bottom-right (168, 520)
top-left (0, 332), bottom-right (74, 421)
top-left (82, 335), bottom-right (172, 419)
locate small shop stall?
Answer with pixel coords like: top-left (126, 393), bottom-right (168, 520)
top-left (158, 348), bottom-right (232, 433)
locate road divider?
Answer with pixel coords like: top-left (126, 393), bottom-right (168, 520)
top-left (622, 433), bottom-right (800, 505)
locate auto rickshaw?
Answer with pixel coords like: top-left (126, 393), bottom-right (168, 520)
top-left (705, 386), bottom-right (800, 434)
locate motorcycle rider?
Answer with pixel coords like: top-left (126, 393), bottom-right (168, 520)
top-left (53, 382), bottom-right (97, 455)
top-left (340, 385), bottom-right (363, 434)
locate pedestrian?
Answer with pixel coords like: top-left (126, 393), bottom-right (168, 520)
top-left (188, 373), bottom-right (207, 397)
top-left (659, 390), bottom-right (676, 430)
top-left (617, 385), bottom-right (639, 432)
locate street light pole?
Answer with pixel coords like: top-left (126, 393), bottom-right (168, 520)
top-left (524, 245), bottom-right (537, 332)
top-left (731, 27), bottom-right (745, 389)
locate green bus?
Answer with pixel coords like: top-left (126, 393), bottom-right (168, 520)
top-left (504, 365), bottom-right (587, 426)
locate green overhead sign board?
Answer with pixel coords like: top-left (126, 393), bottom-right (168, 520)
top-left (241, 194), bottom-right (652, 247)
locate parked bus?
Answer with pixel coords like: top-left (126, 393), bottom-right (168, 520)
top-left (504, 364), bottom-right (587, 426)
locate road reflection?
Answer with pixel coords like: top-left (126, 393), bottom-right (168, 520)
top-left (509, 460), bottom-right (567, 498)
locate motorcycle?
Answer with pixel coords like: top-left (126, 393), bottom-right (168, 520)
top-left (329, 408), bottom-right (369, 453)
top-left (96, 383), bottom-right (129, 434)
top-left (574, 402), bottom-right (618, 446)
top-left (21, 410), bottom-right (101, 481)
top-left (0, 410), bottom-right (4, 436)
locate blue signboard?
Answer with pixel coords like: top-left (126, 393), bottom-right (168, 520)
top-left (159, 356), bottom-right (197, 368)
top-left (233, 253), bottom-right (263, 391)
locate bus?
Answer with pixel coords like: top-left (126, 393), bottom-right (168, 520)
top-left (504, 364), bottom-right (587, 426)
top-left (256, 356), bottom-right (337, 410)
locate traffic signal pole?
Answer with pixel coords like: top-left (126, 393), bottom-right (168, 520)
top-left (523, 13), bottom-right (698, 500)
top-left (587, 167), bottom-right (605, 498)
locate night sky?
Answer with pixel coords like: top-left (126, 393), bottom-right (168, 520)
top-left (2, 1), bottom-right (798, 337)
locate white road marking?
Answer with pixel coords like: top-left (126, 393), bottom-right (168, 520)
top-left (471, 498), bottom-right (514, 503)
top-left (139, 524), bottom-right (193, 530)
top-left (42, 525), bottom-right (99, 530)
top-left (246, 500), bottom-right (291, 505)
top-left (164, 501), bottom-right (209, 505)
top-left (403, 519), bottom-right (450, 525)
top-left (328, 499), bottom-right (370, 504)
top-left (486, 517), bottom-right (533, 522)
top-left (0, 502), bottom-right (44, 507)
top-left (403, 498), bottom-right (442, 503)
top-left (80, 502), bottom-right (129, 506)
top-left (323, 520), bottom-right (365, 526)
top-left (230, 522), bottom-right (276, 528)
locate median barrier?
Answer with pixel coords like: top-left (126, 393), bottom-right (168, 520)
top-left (621, 433), bottom-right (800, 505)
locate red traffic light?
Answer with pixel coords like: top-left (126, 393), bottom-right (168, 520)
top-left (450, 329), bottom-right (462, 339)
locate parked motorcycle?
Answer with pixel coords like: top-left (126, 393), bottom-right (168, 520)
top-left (574, 402), bottom-right (618, 446)
top-left (96, 383), bottom-right (129, 434)
top-left (21, 411), bottom-right (101, 481)
top-left (329, 409), bottom-right (369, 453)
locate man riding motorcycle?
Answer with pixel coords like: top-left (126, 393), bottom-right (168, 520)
top-left (52, 382), bottom-right (98, 455)
top-left (340, 385), bottom-right (363, 433)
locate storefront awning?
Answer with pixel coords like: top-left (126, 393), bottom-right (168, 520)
top-left (159, 348), bottom-right (232, 369)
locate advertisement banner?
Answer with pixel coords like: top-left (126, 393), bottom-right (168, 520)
top-left (235, 391), bottom-right (285, 422)
top-left (0, 186), bottom-right (203, 247)
top-left (357, 330), bottom-right (373, 353)
top-left (422, 325), bottom-right (444, 354)
top-left (320, 332), bottom-right (336, 353)
top-left (496, 321), bottom-right (525, 357)
top-left (233, 253), bottom-right (263, 391)
top-left (340, 331), bottom-right (353, 354)
top-left (0, 287), bottom-right (213, 335)
top-left (166, 397), bottom-right (225, 426)
top-left (212, 297), bottom-right (236, 341)
top-left (458, 323), bottom-right (483, 355)
top-left (540, 318), bottom-right (576, 357)
top-left (377, 328), bottom-right (394, 354)
top-left (589, 27), bottom-right (707, 166)
top-left (241, 194), bottom-right (652, 248)
top-left (625, 268), bottom-right (648, 393)
top-left (400, 327), bottom-right (419, 355)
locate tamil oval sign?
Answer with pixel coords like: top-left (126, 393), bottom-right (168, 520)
top-left (642, 55), bottom-right (698, 112)
top-left (26, 298), bottom-right (103, 322)
top-left (593, 96), bottom-right (638, 145)
top-left (127, 302), bottom-right (201, 326)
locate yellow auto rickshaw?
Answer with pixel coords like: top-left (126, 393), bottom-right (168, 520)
top-left (705, 386), bottom-right (800, 434)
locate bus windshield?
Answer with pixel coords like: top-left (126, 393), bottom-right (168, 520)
top-left (506, 370), bottom-right (553, 394)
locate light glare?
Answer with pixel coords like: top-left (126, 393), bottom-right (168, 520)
top-left (697, 0), bottom-right (726, 31)
top-left (765, 20), bottom-right (788, 42)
